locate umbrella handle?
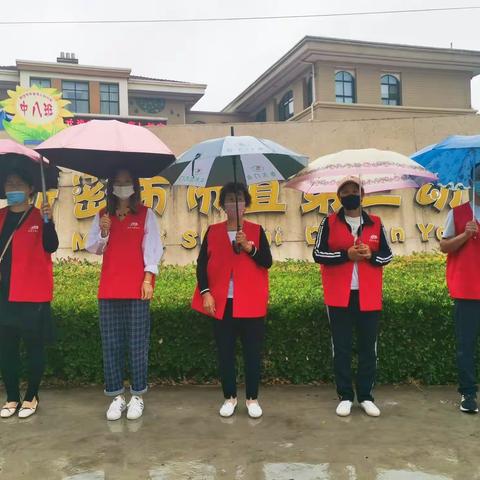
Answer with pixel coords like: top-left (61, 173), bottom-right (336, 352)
top-left (39, 156), bottom-right (49, 224)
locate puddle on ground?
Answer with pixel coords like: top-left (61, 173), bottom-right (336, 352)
top-left (149, 461), bottom-right (216, 479)
top-left (377, 470), bottom-right (451, 480)
top-left (63, 472), bottom-right (105, 480)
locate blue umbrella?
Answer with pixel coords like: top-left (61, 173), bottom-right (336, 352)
top-left (411, 135), bottom-right (480, 190)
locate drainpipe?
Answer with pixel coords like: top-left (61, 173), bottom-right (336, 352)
top-left (310, 62), bottom-right (316, 121)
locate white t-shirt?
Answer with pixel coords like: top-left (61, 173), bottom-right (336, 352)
top-left (345, 215), bottom-right (362, 290)
top-left (442, 204), bottom-right (480, 238)
top-left (227, 231), bottom-right (236, 298)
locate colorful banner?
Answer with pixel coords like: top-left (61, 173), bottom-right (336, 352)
top-left (0, 85), bottom-right (72, 143)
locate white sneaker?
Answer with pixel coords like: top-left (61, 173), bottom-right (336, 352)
top-left (219, 399), bottom-right (237, 417)
top-left (360, 400), bottom-right (381, 417)
top-left (246, 400), bottom-right (263, 418)
top-left (336, 400), bottom-right (353, 417)
top-left (106, 395), bottom-right (127, 421)
top-left (127, 395), bottom-right (144, 420)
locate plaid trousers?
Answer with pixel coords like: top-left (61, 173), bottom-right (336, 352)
top-left (99, 299), bottom-right (151, 396)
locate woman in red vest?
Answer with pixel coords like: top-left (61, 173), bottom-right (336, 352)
top-left (192, 182), bottom-right (272, 418)
top-left (86, 168), bottom-right (163, 421)
top-left (313, 176), bottom-right (393, 418)
top-left (0, 169), bottom-right (58, 419)
top-left (440, 170), bottom-right (480, 414)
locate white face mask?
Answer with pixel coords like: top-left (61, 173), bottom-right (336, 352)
top-left (113, 185), bottom-right (135, 199)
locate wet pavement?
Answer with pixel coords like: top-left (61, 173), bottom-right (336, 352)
top-left (0, 385), bottom-right (478, 479)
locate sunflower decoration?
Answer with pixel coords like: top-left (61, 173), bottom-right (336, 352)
top-left (0, 85), bottom-right (72, 143)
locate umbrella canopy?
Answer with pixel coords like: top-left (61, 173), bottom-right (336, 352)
top-left (36, 119), bottom-right (176, 178)
top-left (0, 139), bottom-right (59, 198)
top-left (285, 148), bottom-right (437, 194)
top-left (162, 135), bottom-right (308, 187)
top-left (411, 135), bottom-right (480, 189)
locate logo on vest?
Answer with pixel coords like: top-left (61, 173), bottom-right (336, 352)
top-left (369, 234), bottom-right (379, 243)
top-left (28, 225), bottom-right (40, 233)
top-left (128, 221), bottom-right (140, 230)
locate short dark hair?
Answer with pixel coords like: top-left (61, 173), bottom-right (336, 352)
top-left (219, 182), bottom-right (252, 208)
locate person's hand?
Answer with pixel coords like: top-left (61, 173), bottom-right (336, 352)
top-left (141, 281), bottom-right (154, 300)
top-left (202, 292), bottom-right (216, 316)
top-left (41, 202), bottom-right (53, 221)
top-left (236, 230), bottom-right (253, 253)
top-left (100, 214), bottom-right (111, 238)
top-left (348, 245), bottom-right (367, 262)
top-left (464, 220), bottom-right (478, 239)
top-left (357, 242), bottom-right (372, 259)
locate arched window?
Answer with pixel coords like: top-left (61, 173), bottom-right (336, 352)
top-left (278, 90), bottom-right (294, 121)
top-left (335, 71), bottom-right (355, 104)
top-left (381, 74), bottom-right (401, 105)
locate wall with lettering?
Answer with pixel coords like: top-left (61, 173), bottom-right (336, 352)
top-left (2, 113), bottom-right (479, 265)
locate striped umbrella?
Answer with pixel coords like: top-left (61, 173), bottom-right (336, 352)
top-left (162, 127), bottom-right (308, 233)
top-left (162, 129), bottom-right (308, 188)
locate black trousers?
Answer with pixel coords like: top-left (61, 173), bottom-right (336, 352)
top-left (212, 300), bottom-right (265, 400)
top-left (0, 326), bottom-right (45, 402)
top-left (454, 299), bottom-right (480, 396)
top-left (327, 291), bottom-right (380, 402)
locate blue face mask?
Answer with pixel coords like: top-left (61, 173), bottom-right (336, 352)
top-left (6, 191), bottom-right (27, 206)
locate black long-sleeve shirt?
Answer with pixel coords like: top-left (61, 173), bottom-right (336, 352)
top-left (312, 209), bottom-right (393, 267)
top-left (196, 225), bottom-right (273, 294)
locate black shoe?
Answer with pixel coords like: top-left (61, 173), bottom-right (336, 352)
top-left (460, 394), bottom-right (479, 413)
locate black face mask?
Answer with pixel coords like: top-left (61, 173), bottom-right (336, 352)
top-left (340, 194), bottom-right (361, 210)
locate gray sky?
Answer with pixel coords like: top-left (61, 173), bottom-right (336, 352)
top-left (1, 0), bottom-right (480, 111)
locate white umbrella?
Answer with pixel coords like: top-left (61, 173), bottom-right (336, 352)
top-left (285, 148), bottom-right (437, 194)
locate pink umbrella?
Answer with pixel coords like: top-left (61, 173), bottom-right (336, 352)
top-left (0, 139), bottom-right (42, 161)
top-left (285, 148), bottom-right (437, 194)
top-left (36, 119), bottom-right (176, 178)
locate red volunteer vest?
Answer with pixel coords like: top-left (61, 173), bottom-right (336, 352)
top-left (98, 205), bottom-right (153, 300)
top-left (0, 207), bottom-right (53, 302)
top-left (321, 213), bottom-right (383, 311)
top-left (191, 220), bottom-right (269, 320)
top-left (446, 202), bottom-right (480, 300)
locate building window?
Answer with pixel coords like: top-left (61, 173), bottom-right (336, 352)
top-left (381, 74), bottom-right (401, 105)
top-left (62, 81), bottom-right (89, 113)
top-left (278, 90), bottom-right (294, 121)
top-left (335, 71), bottom-right (356, 104)
top-left (30, 78), bottom-right (51, 88)
top-left (255, 108), bottom-right (266, 122)
top-left (100, 83), bottom-right (119, 115)
top-left (305, 76), bottom-right (314, 108)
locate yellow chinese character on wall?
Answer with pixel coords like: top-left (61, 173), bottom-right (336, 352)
top-left (187, 186), bottom-right (222, 215)
top-left (300, 193), bottom-right (400, 214)
top-left (72, 175), bottom-right (106, 219)
top-left (141, 176), bottom-right (169, 216)
top-left (415, 183), bottom-right (463, 211)
top-left (301, 193), bottom-right (340, 215)
top-left (34, 189), bottom-right (59, 209)
top-left (247, 181), bottom-right (286, 214)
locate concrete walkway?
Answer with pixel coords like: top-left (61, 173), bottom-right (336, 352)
top-left (0, 385), bottom-right (478, 480)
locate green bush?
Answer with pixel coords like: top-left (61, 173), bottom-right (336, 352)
top-left (41, 254), bottom-right (476, 385)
